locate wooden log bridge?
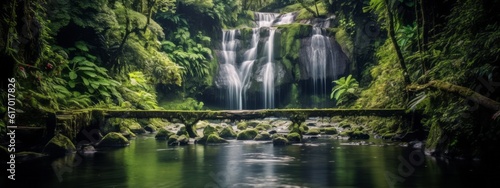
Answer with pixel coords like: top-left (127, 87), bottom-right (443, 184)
top-left (49, 108), bottom-right (407, 140)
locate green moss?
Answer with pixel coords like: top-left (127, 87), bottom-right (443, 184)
top-left (335, 28), bottom-right (353, 59)
top-left (155, 128), bottom-right (175, 140)
top-left (295, 2), bottom-right (328, 20)
top-left (98, 132), bottom-right (129, 147)
top-left (236, 129), bottom-right (259, 140)
top-left (254, 132), bottom-right (272, 141)
top-left (324, 127), bottom-right (338, 134)
top-left (219, 127), bottom-right (237, 138)
top-left (237, 122), bottom-right (248, 130)
top-left (305, 128), bottom-right (321, 135)
top-left (287, 132), bottom-right (301, 143)
top-left (255, 123), bottom-right (272, 131)
top-left (203, 125), bottom-right (219, 137)
top-left (43, 134), bottom-right (76, 156)
top-left (168, 135), bottom-right (189, 146)
top-left (206, 134), bottom-right (227, 143)
top-left (272, 136), bottom-right (289, 146)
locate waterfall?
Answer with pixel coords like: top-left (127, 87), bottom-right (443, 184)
top-left (310, 27), bottom-right (334, 97)
top-left (218, 12), bottom-right (297, 109)
top-left (263, 29), bottom-right (276, 109)
top-left (220, 30), bottom-right (242, 109)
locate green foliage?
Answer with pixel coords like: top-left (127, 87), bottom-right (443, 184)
top-left (330, 75), bottom-right (359, 106)
top-left (160, 97), bottom-right (204, 110)
top-left (63, 41), bottom-right (123, 102)
top-left (295, 1), bottom-right (328, 20)
top-left (396, 22), bottom-right (417, 52)
top-left (355, 40), bottom-right (405, 108)
top-left (161, 28), bottom-right (212, 79)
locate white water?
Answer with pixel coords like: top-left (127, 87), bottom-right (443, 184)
top-left (220, 12), bottom-right (296, 109)
top-left (263, 29), bottom-right (276, 109)
top-left (309, 27), bottom-right (335, 98)
top-left (221, 30), bottom-right (242, 109)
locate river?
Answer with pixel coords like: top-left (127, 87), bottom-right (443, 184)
top-left (6, 134), bottom-right (498, 187)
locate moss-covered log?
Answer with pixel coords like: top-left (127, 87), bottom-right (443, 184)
top-left (408, 80), bottom-right (500, 116)
top-left (93, 108), bottom-right (406, 120)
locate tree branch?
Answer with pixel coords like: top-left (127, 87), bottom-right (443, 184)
top-left (408, 80), bottom-right (500, 115)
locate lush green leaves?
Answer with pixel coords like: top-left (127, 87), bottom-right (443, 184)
top-left (331, 75), bottom-right (360, 106)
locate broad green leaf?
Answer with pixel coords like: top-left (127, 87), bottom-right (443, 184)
top-left (82, 77), bottom-right (89, 86)
top-left (68, 80), bottom-right (76, 88)
top-left (69, 71), bottom-right (78, 80)
top-left (83, 71), bottom-right (98, 77)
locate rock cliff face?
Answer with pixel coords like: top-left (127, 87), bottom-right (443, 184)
top-left (213, 12), bottom-right (350, 109)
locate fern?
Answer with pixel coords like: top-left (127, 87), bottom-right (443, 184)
top-left (408, 92), bottom-right (427, 111)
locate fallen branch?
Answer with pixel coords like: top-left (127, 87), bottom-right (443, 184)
top-left (407, 80), bottom-right (500, 117)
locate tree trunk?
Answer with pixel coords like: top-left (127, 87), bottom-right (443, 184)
top-left (384, 0), bottom-right (411, 85)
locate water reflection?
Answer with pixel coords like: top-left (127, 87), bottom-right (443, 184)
top-left (7, 135), bottom-right (499, 187)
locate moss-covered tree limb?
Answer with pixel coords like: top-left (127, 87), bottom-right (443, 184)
top-left (408, 80), bottom-right (500, 115)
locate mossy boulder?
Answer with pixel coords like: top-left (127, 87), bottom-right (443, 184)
top-left (254, 132), bottom-right (272, 141)
top-left (144, 124), bottom-right (157, 133)
top-left (324, 127), bottom-right (338, 134)
top-left (206, 134), bottom-right (228, 144)
top-left (272, 136), bottom-right (289, 146)
top-left (255, 123), bottom-right (272, 131)
top-left (155, 128), bottom-right (175, 140)
top-left (168, 135), bottom-right (189, 146)
top-left (120, 127), bottom-right (137, 139)
top-left (305, 128), bottom-right (321, 135)
top-left (287, 132), bottom-right (302, 143)
top-left (237, 122), bottom-right (248, 130)
top-left (203, 125), bottom-right (219, 137)
top-left (219, 127), bottom-right (237, 138)
top-left (43, 134), bottom-right (76, 156)
top-left (98, 132), bottom-right (130, 147)
top-left (236, 129), bottom-right (259, 140)
top-left (125, 119), bottom-right (146, 134)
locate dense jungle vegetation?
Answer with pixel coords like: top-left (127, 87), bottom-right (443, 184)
top-left (1, 0), bottom-right (499, 160)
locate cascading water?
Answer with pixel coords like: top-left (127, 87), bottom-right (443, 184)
top-left (263, 29), bottom-right (276, 109)
top-left (218, 12), bottom-right (295, 109)
top-left (309, 27), bottom-right (335, 98)
top-left (220, 30), bottom-right (242, 109)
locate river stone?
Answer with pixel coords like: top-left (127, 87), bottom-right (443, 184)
top-left (43, 134), bottom-right (76, 156)
top-left (287, 132), bottom-right (301, 143)
top-left (206, 134), bottom-right (228, 144)
top-left (323, 127), bottom-right (338, 134)
top-left (144, 124), bottom-right (157, 133)
top-left (272, 136), bottom-right (289, 146)
top-left (237, 122), bottom-right (248, 130)
top-left (98, 132), bottom-right (130, 147)
top-left (305, 128), bottom-right (321, 135)
top-left (254, 132), bottom-right (272, 141)
top-left (168, 135), bottom-right (189, 146)
top-left (255, 123), bottom-right (272, 131)
top-left (203, 125), bottom-right (219, 137)
top-left (155, 128), bottom-right (175, 140)
top-left (236, 129), bottom-right (259, 140)
top-left (219, 127), bottom-right (237, 138)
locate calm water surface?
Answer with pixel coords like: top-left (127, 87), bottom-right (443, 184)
top-left (8, 135), bottom-right (498, 187)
